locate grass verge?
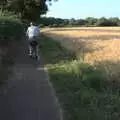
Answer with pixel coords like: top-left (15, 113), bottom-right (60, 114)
top-left (0, 18), bottom-right (25, 86)
top-left (40, 35), bottom-right (120, 120)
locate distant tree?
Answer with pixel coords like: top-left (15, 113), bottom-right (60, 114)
top-left (38, 16), bottom-right (120, 27)
top-left (69, 18), bottom-right (76, 25)
top-left (39, 24), bottom-right (44, 28)
top-left (96, 17), bottom-right (119, 26)
top-left (52, 23), bottom-right (58, 27)
top-left (63, 19), bottom-right (69, 25)
top-left (77, 19), bottom-right (87, 26)
top-left (85, 17), bottom-right (98, 25)
top-left (108, 17), bottom-right (120, 25)
top-left (96, 17), bottom-right (107, 26)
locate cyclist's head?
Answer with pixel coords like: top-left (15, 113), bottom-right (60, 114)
top-left (30, 22), bottom-right (37, 26)
top-left (30, 22), bottom-right (34, 26)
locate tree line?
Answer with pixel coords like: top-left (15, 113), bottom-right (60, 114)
top-left (39, 17), bottom-right (120, 27)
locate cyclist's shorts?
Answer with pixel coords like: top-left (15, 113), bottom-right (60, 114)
top-left (30, 41), bottom-right (38, 46)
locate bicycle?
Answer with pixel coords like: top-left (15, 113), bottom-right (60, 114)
top-left (29, 40), bottom-right (39, 60)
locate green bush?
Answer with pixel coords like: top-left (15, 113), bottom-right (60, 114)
top-left (0, 19), bottom-right (24, 40)
top-left (0, 11), bottom-right (25, 40)
top-left (0, 11), bottom-right (20, 20)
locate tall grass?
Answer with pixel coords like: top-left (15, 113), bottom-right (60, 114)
top-left (42, 29), bottom-right (120, 81)
top-left (40, 35), bottom-right (120, 120)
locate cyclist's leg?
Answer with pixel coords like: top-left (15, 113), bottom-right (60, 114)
top-left (36, 44), bottom-right (39, 57)
top-left (32, 41), bottom-right (39, 59)
top-left (35, 41), bottom-right (39, 57)
top-left (28, 37), bottom-right (33, 56)
top-left (29, 41), bottom-right (33, 56)
top-left (28, 43), bottom-right (32, 56)
top-left (32, 45), bottom-right (36, 57)
top-left (35, 36), bottom-right (39, 57)
top-left (34, 42), bottom-right (38, 57)
top-left (33, 37), bottom-right (38, 57)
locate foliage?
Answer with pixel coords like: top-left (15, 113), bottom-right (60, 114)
top-left (0, 0), bottom-right (57, 21)
top-left (39, 17), bottom-right (120, 27)
top-left (0, 18), bottom-right (25, 40)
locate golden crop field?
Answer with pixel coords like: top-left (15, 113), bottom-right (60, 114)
top-left (42, 27), bottom-right (120, 80)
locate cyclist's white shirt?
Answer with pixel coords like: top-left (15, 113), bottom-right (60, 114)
top-left (27, 25), bottom-right (40, 40)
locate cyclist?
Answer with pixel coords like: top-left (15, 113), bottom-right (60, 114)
top-left (26, 22), bottom-right (40, 59)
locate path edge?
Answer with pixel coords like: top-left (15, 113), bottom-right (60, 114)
top-left (44, 67), bottom-right (64, 120)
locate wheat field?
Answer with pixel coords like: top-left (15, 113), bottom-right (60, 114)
top-left (42, 27), bottom-right (120, 80)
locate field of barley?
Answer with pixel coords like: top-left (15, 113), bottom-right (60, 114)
top-left (42, 27), bottom-right (120, 81)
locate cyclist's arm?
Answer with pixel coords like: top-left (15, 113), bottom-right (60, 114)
top-left (37, 27), bottom-right (40, 36)
top-left (35, 27), bottom-right (40, 36)
top-left (26, 28), bottom-right (29, 37)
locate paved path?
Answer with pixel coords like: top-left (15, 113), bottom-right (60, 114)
top-left (0, 40), bottom-right (62, 120)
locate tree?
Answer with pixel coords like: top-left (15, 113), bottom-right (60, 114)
top-left (96, 17), bottom-right (119, 26)
top-left (78, 19), bottom-right (87, 26)
top-left (85, 17), bottom-right (97, 26)
top-left (108, 17), bottom-right (120, 25)
top-left (69, 18), bottom-right (76, 25)
top-left (96, 17), bottom-right (107, 26)
top-left (0, 0), bottom-right (57, 22)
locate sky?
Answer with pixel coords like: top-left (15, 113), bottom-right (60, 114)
top-left (45, 0), bottom-right (120, 19)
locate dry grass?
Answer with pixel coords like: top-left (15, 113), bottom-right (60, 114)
top-left (42, 27), bottom-right (120, 80)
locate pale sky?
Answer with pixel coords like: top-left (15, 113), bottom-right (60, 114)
top-left (45, 0), bottom-right (120, 19)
